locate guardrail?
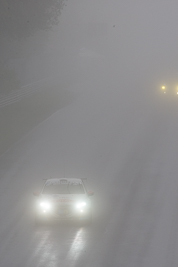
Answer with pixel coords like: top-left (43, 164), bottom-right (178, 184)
top-left (0, 78), bottom-right (50, 108)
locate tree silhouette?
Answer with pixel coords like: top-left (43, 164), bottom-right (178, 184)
top-left (0, 0), bottom-right (66, 39)
top-left (0, 0), bottom-right (66, 93)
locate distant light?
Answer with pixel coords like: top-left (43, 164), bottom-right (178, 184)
top-left (161, 85), bottom-right (166, 90)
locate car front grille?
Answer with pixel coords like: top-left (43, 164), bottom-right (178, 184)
top-left (54, 204), bottom-right (74, 218)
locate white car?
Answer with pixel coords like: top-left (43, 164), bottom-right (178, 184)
top-left (33, 178), bottom-right (94, 224)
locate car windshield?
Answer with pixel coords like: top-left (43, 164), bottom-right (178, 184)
top-left (42, 182), bottom-right (85, 194)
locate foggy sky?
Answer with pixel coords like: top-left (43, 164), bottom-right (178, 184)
top-left (19, 0), bottom-right (178, 96)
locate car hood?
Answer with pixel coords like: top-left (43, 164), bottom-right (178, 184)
top-left (40, 194), bottom-right (88, 203)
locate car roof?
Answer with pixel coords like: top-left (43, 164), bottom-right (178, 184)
top-left (45, 178), bottom-right (83, 183)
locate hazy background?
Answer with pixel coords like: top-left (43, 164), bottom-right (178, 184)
top-left (1, 0), bottom-right (178, 154)
top-left (2, 0), bottom-right (178, 94)
top-left (1, 1), bottom-right (178, 267)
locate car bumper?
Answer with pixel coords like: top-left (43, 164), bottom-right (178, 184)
top-left (35, 208), bottom-right (91, 221)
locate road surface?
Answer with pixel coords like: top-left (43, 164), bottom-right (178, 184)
top-left (0, 77), bottom-right (178, 267)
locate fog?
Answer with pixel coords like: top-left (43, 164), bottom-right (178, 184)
top-left (19, 0), bottom-right (178, 90)
top-left (1, 1), bottom-right (178, 267)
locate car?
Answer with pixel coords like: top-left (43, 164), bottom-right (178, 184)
top-left (160, 84), bottom-right (178, 95)
top-left (161, 85), bottom-right (166, 94)
top-left (33, 178), bottom-right (94, 224)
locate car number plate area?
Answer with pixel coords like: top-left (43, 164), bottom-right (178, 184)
top-left (58, 207), bottom-right (71, 216)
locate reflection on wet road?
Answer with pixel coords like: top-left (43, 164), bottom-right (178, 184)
top-left (68, 228), bottom-right (86, 263)
top-left (30, 224), bottom-right (90, 267)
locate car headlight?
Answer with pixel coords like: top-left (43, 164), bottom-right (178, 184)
top-left (75, 201), bottom-right (88, 212)
top-left (38, 201), bottom-right (52, 212)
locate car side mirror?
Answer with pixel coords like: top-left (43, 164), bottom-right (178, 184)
top-left (33, 191), bottom-right (40, 197)
top-left (88, 191), bottom-right (94, 196)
